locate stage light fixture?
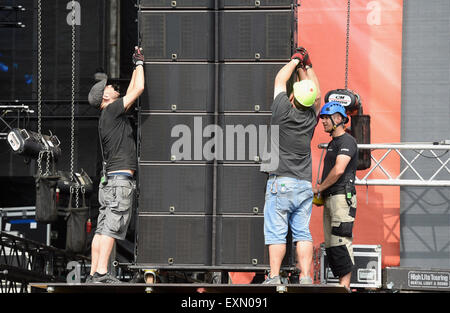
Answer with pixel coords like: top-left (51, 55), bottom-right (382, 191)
top-left (7, 128), bottom-right (61, 160)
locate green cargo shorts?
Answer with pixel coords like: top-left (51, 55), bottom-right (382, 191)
top-left (96, 178), bottom-right (136, 240)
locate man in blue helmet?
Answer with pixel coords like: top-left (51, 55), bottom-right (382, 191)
top-left (313, 101), bottom-right (358, 289)
top-left (260, 47), bottom-right (321, 285)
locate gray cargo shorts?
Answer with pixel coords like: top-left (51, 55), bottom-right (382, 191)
top-left (96, 177), bottom-right (136, 240)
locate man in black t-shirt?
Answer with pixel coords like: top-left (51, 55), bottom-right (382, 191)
top-left (85, 47), bottom-right (145, 284)
top-left (313, 101), bottom-right (358, 289)
top-left (260, 47), bottom-right (321, 284)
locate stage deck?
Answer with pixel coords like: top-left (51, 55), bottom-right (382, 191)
top-left (30, 282), bottom-right (350, 294)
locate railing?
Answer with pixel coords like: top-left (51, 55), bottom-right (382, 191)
top-left (318, 142), bottom-right (450, 187)
top-left (0, 232), bottom-right (89, 293)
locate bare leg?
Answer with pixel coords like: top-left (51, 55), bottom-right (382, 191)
top-left (268, 244), bottom-right (286, 277)
top-left (95, 235), bottom-right (115, 274)
top-left (296, 241), bottom-right (313, 278)
top-left (90, 234), bottom-right (101, 275)
top-left (339, 272), bottom-right (352, 289)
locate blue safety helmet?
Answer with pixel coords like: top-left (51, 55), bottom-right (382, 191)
top-left (319, 101), bottom-right (348, 123)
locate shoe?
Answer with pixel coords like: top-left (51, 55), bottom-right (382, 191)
top-left (85, 275), bottom-right (93, 283)
top-left (262, 275), bottom-right (282, 284)
top-left (92, 272), bottom-right (122, 284)
top-left (299, 276), bottom-right (313, 285)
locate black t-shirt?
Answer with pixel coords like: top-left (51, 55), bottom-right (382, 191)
top-left (98, 98), bottom-right (137, 172)
top-left (321, 132), bottom-right (358, 195)
top-left (260, 92), bottom-right (317, 181)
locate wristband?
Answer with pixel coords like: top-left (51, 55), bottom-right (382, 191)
top-left (135, 60), bottom-right (144, 66)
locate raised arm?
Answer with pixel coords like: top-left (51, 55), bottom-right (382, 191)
top-left (295, 47), bottom-right (321, 115)
top-left (304, 67), bottom-right (321, 116)
top-left (123, 47), bottom-right (145, 111)
top-left (273, 59), bottom-right (300, 99)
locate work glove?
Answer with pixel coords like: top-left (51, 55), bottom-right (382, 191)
top-left (295, 46), bottom-right (312, 68)
top-left (132, 46), bottom-right (144, 67)
top-left (291, 52), bottom-right (304, 69)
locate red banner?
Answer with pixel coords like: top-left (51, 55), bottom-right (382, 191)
top-left (299, 0), bottom-right (403, 268)
top-left (231, 1), bottom-right (403, 283)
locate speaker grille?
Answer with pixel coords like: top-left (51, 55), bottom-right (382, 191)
top-left (220, 63), bottom-right (283, 112)
top-left (219, 10), bottom-right (292, 60)
top-left (140, 0), bottom-right (214, 9)
top-left (136, 215), bottom-right (212, 265)
top-left (140, 11), bottom-right (215, 61)
top-left (138, 164), bottom-right (214, 214)
top-left (141, 13), bottom-right (166, 58)
top-left (267, 13), bottom-right (291, 57)
top-left (220, 0), bottom-right (294, 8)
top-left (139, 113), bottom-right (215, 162)
top-left (141, 63), bottom-right (215, 112)
top-left (217, 164), bottom-right (267, 215)
top-left (351, 115), bottom-right (371, 170)
top-left (216, 215), bottom-right (294, 266)
top-left (218, 113), bottom-right (271, 163)
top-left (216, 215), bottom-right (268, 266)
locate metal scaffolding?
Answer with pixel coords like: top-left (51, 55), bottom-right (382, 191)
top-left (318, 142), bottom-right (450, 187)
top-left (0, 232), bottom-right (89, 293)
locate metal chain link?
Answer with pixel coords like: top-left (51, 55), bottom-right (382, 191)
top-left (36, 150), bottom-right (53, 177)
top-left (70, 0), bottom-right (75, 179)
top-left (70, 0), bottom-right (80, 208)
top-left (344, 0), bottom-right (351, 89)
top-left (45, 151), bottom-right (50, 176)
top-left (37, 151), bottom-right (43, 176)
top-left (37, 0), bottom-right (43, 175)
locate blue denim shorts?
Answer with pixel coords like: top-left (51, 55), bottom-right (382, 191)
top-left (263, 175), bottom-right (313, 244)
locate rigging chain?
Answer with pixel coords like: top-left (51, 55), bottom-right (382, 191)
top-left (37, 0), bottom-right (43, 175)
top-left (70, 0), bottom-right (80, 208)
top-left (345, 0), bottom-right (351, 89)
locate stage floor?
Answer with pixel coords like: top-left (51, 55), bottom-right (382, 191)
top-left (29, 282), bottom-right (350, 294)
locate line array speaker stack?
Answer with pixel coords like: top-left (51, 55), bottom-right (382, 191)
top-left (136, 0), bottom-right (297, 269)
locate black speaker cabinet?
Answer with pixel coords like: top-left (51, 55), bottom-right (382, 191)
top-left (217, 113), bottom-right (271, 163)
top-left (219, 0), bottom-right (294, 9)
top-left (217, 164), bottom-right (267, 215)
top-left (139, 113), bottom-right (215, 162)
top-left (219, 10), bottom-right (293, 61)
top-left (216, 215), bottom-right (294, 267)
top-left (350, 115), bottom-right (371, 170)
top-left (216, 215), bottom-right (267, 266)
top-left (139, 11), bottom-right (215, 61)
top-left (138, 163), bottom-right (213, 214)
top-left (219, 63), bottom-right (283, 112)
top-left (141, 63), bottom-right (215, 112)
top-left (140, 0), bottom-right (215, 9)
top-left (136, 214), bottom-right (212, 265)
